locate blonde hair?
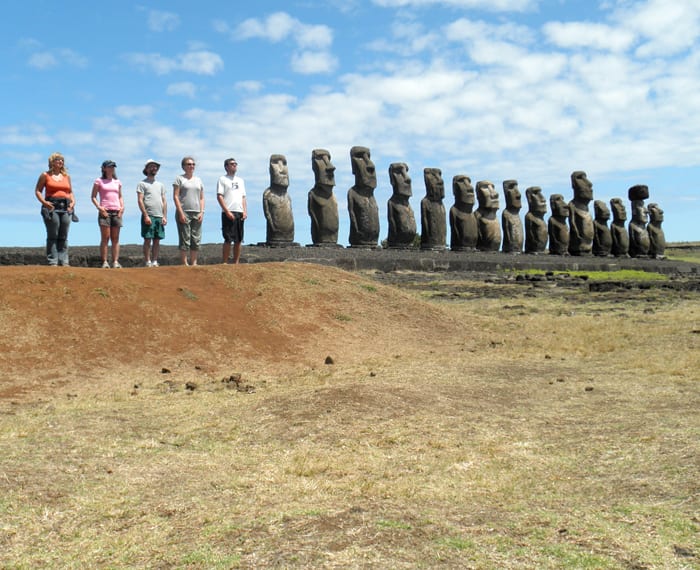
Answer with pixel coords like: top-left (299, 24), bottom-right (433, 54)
top-left (47, 152), bottom-right (68, 175)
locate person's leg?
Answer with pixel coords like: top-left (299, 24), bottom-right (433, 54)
top-left (222, 242), bottom-right (231, 263)
top-left (190, 214), bottom-right (202, 266)
top-left (43, 210), bottom-right (60, 265)
top-left (110, 226), bottom-right (121, 266)
top-left (99, 225), bottom-right (110, 265)
top-left (152, 238), bottom-right (160, 265)
top-left (56, 212), bottom-right (71, 266)
top-left (177, 218), bottom-right (191, 265)
top-left (233, 241), bottom-right (242, 264)
top-left (143, 238), bottom-right (152, 264)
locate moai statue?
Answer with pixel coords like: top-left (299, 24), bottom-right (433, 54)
top-left (647, 203), bottom-right (666, 259)
top-left (592, 200), bottom-right (612, 257)
top-left (610, 198), bottom-right (629, 257)
top-left (449, 174), bottom-right (478, 252)
top-left (628, 199), bottom-right (650, 258)
top-left (347, 146), bottom-right (379, 247)
top-left (308, 149), bottom-right (339, 246)
top-left (474, 180), bottom-right (501, 251)
top-left (568, 171), bottom-right (594, 255)
top-left (548, 194), bottom-right (570, 255)
top-left (386, 162), bottom-right (416, 248)
top-left (525, 186), bottom-right (548, 254)
top-left (262, 154), bottom-right (295, 246)
top-left (420, 168), bottom-right (447, 250)
top-left (501, 179), bottom-right (523, 253)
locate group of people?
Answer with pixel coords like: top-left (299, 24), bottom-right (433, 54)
top-left (34, 154), bottom-right (248, 267)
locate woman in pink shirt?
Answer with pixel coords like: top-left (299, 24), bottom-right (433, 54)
top-left (91, 160), bottom-right (124, 268)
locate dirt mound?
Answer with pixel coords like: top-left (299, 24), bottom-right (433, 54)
top-left (0, 263), bottom-right (458, 400)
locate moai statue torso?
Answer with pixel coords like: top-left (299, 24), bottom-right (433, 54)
top-left (420, 168), bottom-right (447, 250)
top-left (449, 174), bottom-right (478, 251)
top-left (610, 198), bottom-right (629, 257)
top-left (628, 199), bottom-right (650, 258)
top-left (474, 180), bottom-right (501, 251)
top-left (548, 194), bottom-right (570, 255)
top-left (308, 149), bottom-right (339, 246)
top-left (647, 203), bottom-right (666, 259)
top-left (592, 200), bottom-right (612, 257)
top-left (501, 179), bottom-right (523, 253)
top-left (347, 146), bottom-right (379, 247)
top-left (386, 162), bottom-right (416, 248)
top-left (263, 154), bottom-right (295, 245)
top-left (525, 186), bottom-right (548, 254)
top-left (568, 171), bottom-right (594, 255)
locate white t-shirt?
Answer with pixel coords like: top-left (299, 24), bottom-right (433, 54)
top-left (217, 175), bottom-right (246, 212)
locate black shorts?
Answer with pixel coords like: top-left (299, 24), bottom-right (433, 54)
top-left (221, 211), bottom-right (244, 243)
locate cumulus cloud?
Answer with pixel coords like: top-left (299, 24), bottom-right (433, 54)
top-left (167, 82), bottom-right (197, 98)
top-left (147, 10), bottom-right (180, 32)
top-left (28, 48), bottom-right (88, 70)
top-left (291, 51), bottom-right (338, 74)
top-left (543, 21), bottom-right (636, 52)
top-left (124, 50), bottom-right (223, 75)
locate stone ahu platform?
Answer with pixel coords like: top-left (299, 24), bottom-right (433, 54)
top-left (1, 243), bottom-right (698, 276)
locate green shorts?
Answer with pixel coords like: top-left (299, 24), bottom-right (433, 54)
top-left (141, 216), bottom-right (165, 240)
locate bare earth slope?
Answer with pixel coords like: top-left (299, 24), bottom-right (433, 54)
top-left (0, 263), bottom-right (457, 400)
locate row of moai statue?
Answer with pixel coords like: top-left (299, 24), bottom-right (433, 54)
top-left (262, 147), bottom-right (665, 258)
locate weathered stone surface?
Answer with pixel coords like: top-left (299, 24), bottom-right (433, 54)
top-left (449, 174), bottom-right (478, 252)
top-left (592, 200), bottom-right (612, 257)
top-left (524, 186), bottom-right (548, 254)
top-left (308, 149), bottom-right (339, 246)
top-left (548, 194), bottom-right (570, 256)
top-left (629, 200), bottom-right (650, 258)
top-left (501, 180), bottom-right (523, 254)
top-left (386, 162), bottom-right (417, 249)
top-left (263, 154), bottom-right (295, 245)
top-left (420, 168), bottom-right (447, 251)
top-left (347, 146), bottom-right (379, 248)
top-left (647, 202), bottom-right (666, 259)
top-left (628, 184), bottom-right (650, 201)
top-left (475, 181), bottom-right (501, 252)
top-left (610, 198), bottom-right (629, 257)
top-left (568, 171), bottom-right (594, 256)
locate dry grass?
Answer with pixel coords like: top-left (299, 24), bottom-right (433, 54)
top-left (0, 264), bottom-right (698, 569)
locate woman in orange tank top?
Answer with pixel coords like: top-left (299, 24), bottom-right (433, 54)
top-left (34, 152), bottom-right (76, 266)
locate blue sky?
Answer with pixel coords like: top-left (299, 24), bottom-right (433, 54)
top-left (3, 0), bottom-right (699, 248)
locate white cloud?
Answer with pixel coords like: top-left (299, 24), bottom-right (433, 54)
top-left (543, 21), bottom-right (636, 52)
top-left (28, 48), bottom-right (87, 70)
top-left (114, 106), bottom-right (155, 119)
top-left (372, 0), bottom-right (535, 11)
top-left (235, 80), bottom-right (264, 93)
top-left (148, 10), bottom-right (180, 32)
top-left (167, 82), bottom-right (197, 98)
top-left (291, 51), bottom-right (338, 74)
top-left (124, 50), bottom-right (223, 75)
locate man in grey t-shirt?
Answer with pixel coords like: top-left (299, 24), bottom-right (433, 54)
top-left (136, 159), bottom-right (167, 266)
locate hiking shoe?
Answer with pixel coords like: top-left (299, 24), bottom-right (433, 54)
top-left (101, 261), bottom-right (110, 269)
top-left (151, 260), bottom-right (159, 267)
top-left (145, 260), bottom-right (153, 267)
top-left (112, 261), bottom-right (122, 269)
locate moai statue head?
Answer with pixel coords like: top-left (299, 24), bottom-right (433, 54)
top-left (311, 149), bottom-right (336, 191)
top-left (571, 171), bottom-right (593, 202)
top-left (610, 198), bottom-right (627, 223)
top-left (476, 181), bottom-right (499, 211)
top-left (503, 180), bottom-right (522, 210)
top-left (350, 146), bottom-right (377, 191)
top-left (594, 200), bottom-right (611, 222)
top-left (648, 202), bottom-right (664, 224)
top-left (389, 162), bottom-right (412, 199)
top-left (452, 175), bottom-right (475, 207)
top-left (424, 168), bottom-right (444, 201)
top-left (269, 154), bottom-right (289, 189)
top-left (631, 200), bottom-right (648, 224)
top-left (550, 194), bottom-right (569, 218)
top-left (526, 186), bottom-right (547, 216)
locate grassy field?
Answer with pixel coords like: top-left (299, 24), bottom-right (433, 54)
top-left (0, 263), bottom-right (698, 569)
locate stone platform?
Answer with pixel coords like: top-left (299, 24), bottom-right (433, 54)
top-left (1, 243), bottom-right (697, 276)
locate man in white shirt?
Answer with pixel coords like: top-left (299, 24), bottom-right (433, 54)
top-left (216, 157), bottom-right (247, 264)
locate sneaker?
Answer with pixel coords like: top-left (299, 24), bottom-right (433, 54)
top-left (112, 261), bottom-right (122, 269)
top-left (145, 260), bottom-right (153, 267)
top-left (101, 261), bottom-right (110, 269)
top-left (151, 260), bottom-right (159, 267)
